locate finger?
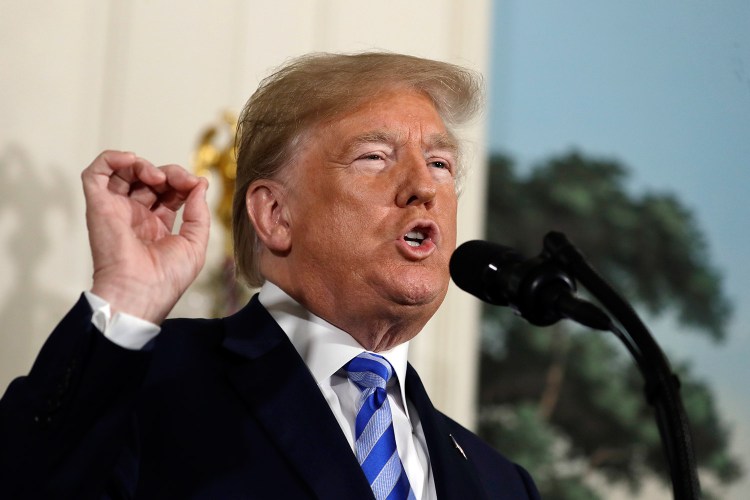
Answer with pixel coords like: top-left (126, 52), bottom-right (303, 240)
top-left (128, 181), bottom-right (161, 209)
top-left (86, 151), bottom-right (162, 184)
top-left (179, 177), bottom-right (211, 251)
top-left (82, 150), bottom-right (135, 194)
top-left (85, 150), bottom-right (138, 177)
top-left (108, 172), bottom-right (137, 196)
top-left (147, 164), bottom-right (201, 213)
top-left (82, 151), bottom-right (167, 199)
top-left (159, 163), bottom-right (201, 192)
top-left (117, 168), bottom-right (171, 211)
top-left (108, 158), bottom-right (184, 202)
top-left (108, 157), bottom-right (171, 194)
top-left (131, 157), bottom-right (169, 188)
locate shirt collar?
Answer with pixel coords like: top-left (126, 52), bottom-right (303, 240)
top-left (257, 281), bottom-right (411, 405)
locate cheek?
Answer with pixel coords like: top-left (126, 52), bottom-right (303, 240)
top-left (308, 204), bottom-right (382, 257)
top-left (334, 184), bottom-right (392, 228)
top-left (440, 196), bottom-right (459, 240)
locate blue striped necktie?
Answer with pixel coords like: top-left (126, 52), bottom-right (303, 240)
top-left (345, 352), bottom-right (415, 500)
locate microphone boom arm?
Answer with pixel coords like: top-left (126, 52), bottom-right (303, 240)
top-left (542, 231), bottom-right (701, 500)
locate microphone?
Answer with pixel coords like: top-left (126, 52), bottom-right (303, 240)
top-left (449, 240), bottom-right (611, 330)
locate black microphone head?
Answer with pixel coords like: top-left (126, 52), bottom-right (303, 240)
top-left (449, 240), bottom-right (523, 306)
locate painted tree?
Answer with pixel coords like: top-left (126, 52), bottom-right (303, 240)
top-left (477, 152), bottom-right (741, 499)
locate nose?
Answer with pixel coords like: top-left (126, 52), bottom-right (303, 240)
top-left (395, 153), bottom-right (437, 208)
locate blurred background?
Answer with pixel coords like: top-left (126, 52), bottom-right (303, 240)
top-left (478, 2), bottom-right (749, 499)
top-left (1, 1), bottom-right (747, 498)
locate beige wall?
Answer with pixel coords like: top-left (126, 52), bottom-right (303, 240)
top-left (0, 0), bottom-right (491, 428)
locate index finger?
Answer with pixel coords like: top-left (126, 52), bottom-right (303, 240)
top-left (81, 150), bottom-right (166, 192)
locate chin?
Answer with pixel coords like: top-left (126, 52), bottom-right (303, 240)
top-left (388, 277), bottom-right (448, 308)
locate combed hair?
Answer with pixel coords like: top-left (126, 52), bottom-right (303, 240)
top-left (232, 51), bottom-right (484, 287)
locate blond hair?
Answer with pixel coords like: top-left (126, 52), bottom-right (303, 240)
top-left (233, 52), bottom-right (483, 287)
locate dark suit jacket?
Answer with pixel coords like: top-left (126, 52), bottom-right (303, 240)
top-left (0, 294), bottom-right (539, 499)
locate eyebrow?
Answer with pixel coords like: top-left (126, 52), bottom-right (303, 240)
top-left (344, 130), bottom-right (459, 156)
top-left (426, 132), bottom-right (460, 155)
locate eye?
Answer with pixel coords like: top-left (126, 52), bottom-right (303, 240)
top-left (352, 151), bottom-right (390, 172)
top-left (428, 159), bottom-right (454, 174)
top-left (360, 153), bottom-right (385, 161)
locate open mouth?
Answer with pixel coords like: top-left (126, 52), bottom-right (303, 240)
top-left (398, 221), bottom-right (438, 259)
top-left (404, 229), bottom-right (428, 247)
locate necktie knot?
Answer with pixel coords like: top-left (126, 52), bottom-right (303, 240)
top-left (345, 352), bottom-right (393, 390)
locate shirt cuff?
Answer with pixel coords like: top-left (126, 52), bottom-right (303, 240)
top-left (84, 291), bottom-right (161, 350)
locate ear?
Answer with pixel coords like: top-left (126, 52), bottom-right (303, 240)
top-left (245, 179), bottom-right (292, 253)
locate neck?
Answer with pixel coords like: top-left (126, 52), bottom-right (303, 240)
top-left (338, 312), bottom-right (425, 352)
top-left (299, 291), bottom-right (430, 352)
top-left (261, 280), bottom-right (433, 352)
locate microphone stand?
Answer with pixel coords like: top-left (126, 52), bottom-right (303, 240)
top-left (542, 231), bottom-right (701, 499)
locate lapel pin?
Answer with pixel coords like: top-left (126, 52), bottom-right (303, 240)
top-left (449, 433), bottom-right (467, 460)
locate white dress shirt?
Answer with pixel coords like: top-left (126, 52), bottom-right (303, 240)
top-left (85, 283), bottom-right (437, 499)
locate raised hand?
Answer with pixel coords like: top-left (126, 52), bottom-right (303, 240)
top-left (83, 150), bottom-right (210, 324)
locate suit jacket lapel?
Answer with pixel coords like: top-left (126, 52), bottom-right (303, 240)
top-left (406, 364), bottom-right (489, 500)
top-left (220, 296), bottom-right (374, 499)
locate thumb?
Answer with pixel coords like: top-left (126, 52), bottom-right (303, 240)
top-left (179, 177), bottom-right (211, 255)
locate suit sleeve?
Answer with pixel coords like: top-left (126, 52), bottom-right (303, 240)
top-left (0, 294), bottom-right (151, 499)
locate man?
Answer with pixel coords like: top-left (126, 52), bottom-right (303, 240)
top-left (0, 53), bottom-right (539, 499)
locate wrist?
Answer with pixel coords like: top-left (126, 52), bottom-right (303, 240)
top-left (91, 276), bottom-right (176, 324)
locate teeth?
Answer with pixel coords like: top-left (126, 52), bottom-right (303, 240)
top-left (404, 230), bottom-right (427, 247)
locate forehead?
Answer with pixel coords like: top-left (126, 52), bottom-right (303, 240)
top-left (318, 89), bottom-right (453, 142)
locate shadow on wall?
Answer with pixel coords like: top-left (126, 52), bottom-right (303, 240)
top-left (0, 143), bottom-right (76, 387)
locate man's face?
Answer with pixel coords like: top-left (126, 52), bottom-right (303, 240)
top-left (280, 89), bottom-right (459, 337)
